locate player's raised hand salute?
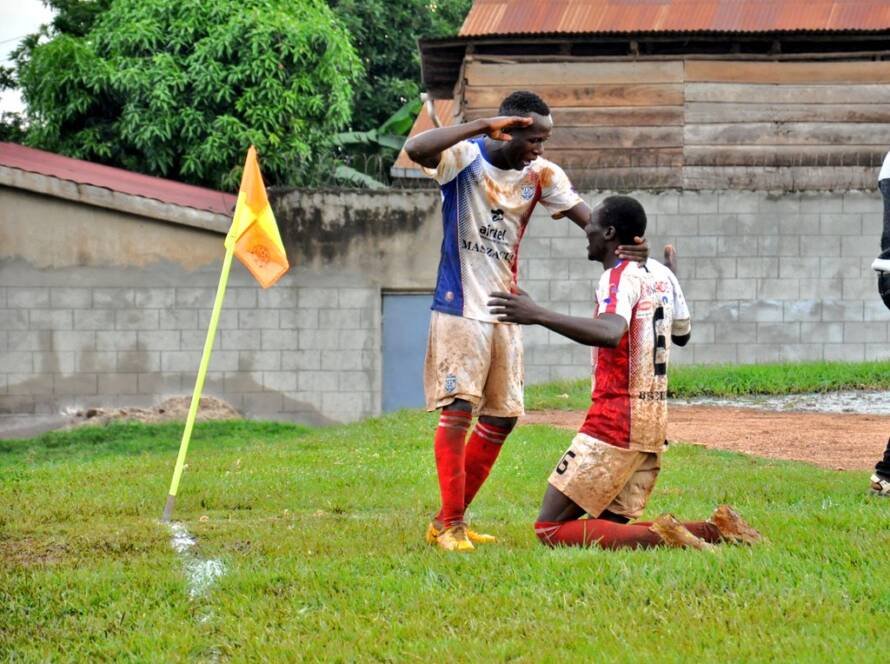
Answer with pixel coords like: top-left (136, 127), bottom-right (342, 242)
top-left (404, 115), bottom-right (534, 169)
top-left (483, 115), bottom-right (534, 141)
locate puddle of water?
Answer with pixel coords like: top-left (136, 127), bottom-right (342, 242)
top-left (671, 391), bottom-right (890, 415)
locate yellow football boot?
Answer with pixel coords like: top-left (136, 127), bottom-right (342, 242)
top-left (434, 524), bottom-right (475, 553)
top-left (466, 528), bottom-right (496, 544)
top-left (426, 521), bottom-right (496, 546)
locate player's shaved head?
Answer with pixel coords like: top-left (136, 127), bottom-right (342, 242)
top-left (499, 90), bottom-right (550, 117)
top-left (599, 196), bottom-right (647, 245)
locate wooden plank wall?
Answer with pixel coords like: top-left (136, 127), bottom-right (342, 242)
top-left (463, 60), bottom-right (685, 189)
top-left (461, 58), bottom-right (890, 190)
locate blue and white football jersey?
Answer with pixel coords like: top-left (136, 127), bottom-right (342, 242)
top-left (422, 138), bottom-right (583, 322)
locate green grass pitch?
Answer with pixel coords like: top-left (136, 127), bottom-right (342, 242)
top-left (2, 413), bottom-right (889, 661)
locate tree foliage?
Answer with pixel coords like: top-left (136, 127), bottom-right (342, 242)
top-left (332, 96), bottom-right (422, 188)
top-left (17, 0), bottom-right (361, 189)
top-left (328, 0), bottom-right (472, 132)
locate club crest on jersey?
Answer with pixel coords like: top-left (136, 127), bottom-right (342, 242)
top-left (520, 185), bottom-right (535, 201)
top-left (444, 374), bottom-right (457, 393)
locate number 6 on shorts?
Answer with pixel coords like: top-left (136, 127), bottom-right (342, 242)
top-left (555, 450), bottom-right (577, 475)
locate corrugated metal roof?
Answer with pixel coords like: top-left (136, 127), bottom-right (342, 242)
top-left (0, 142), bottom-right (236, 215)
top-left (459, 0), bottom-right (890, 36)
top-left (393, 100), bottom-right (457, 173)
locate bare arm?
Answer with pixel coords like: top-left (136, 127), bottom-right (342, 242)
top-left (404, 116), bottom-right (533, 170)
top-left (561, 201), bottom-right (592, 231)
top-left (488, 290), bottom-right (627, 348)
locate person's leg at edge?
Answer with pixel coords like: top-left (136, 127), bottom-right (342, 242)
top-left (875, 439), bottom-right (890, 479)
top-left (871, 438), bottom-right (890, 496)
top-left (880, 179), bottom-right (890, 260)
top-left (874, 180), bottom-right (890, 297)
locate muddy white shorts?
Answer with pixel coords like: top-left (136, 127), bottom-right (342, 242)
top-left (548, 432), bottom-right (661, 519)
top-left (423, 310), bottom-right (524, 417)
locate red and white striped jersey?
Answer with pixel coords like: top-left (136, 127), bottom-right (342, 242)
top-left (579, 259), bottom-right (691, 452)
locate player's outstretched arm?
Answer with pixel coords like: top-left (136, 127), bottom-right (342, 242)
top-left (488, 290), bottom-right (627, 348)
top-left (404, 116), bottom-right (533, 169)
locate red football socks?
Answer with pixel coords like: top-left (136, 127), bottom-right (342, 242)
top-left (632, 520), bottom-right (722, 543)
top-left (535, 519), bottom-right (663, 549)
top-left (434, 409), bottom-right (472, 526)
top-left (463, 421), bottom-right (510, 510)
top-left (535, 518), bottom-right (723, 548)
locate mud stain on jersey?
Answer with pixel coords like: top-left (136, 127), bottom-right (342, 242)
top-left (539, 166), bottom-right (554, 190)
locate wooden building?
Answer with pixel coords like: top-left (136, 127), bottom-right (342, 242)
top-left (393, 0), bottom-right (890, 190)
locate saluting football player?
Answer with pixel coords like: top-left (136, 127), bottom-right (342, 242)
top-left (489, 196), bottom-right (762, 549)
top-left (404, 91), bottom-right (648, 551)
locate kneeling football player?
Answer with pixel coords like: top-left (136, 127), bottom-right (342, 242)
top-left (489, 196), bottom-right (762, 549)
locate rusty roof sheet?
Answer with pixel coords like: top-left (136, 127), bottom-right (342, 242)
top-left (459, 0), bottom-right (890, 36)
top-left (0, 142), bottom-right (236, 215)
top-left (393, 100), bottom-right (457, 173)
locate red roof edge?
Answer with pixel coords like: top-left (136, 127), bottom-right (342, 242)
top-left (458, 0), bottom-right (890, 37)
top-left (0, 143), bottom-right (236, 216)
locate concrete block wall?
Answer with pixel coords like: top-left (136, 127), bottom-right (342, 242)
top-left (0, 262), bottom-right (380, 424)
top-left (3, 186), bottom-right (888, 423)
top-left (518, 189), bottom-right (890, 383)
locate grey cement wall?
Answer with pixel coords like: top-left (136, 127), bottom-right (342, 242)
top-left (0, 185), bottom-right (442, 424)
top-left (2, 183), bottom-right (887, 424)
top-left (0, 260), bottom-right (379, 425)
top-left (519, 189), bottom-right (890, 383)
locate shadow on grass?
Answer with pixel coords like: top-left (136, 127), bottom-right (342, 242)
top-left (0, 420), bottom-right (312, 466)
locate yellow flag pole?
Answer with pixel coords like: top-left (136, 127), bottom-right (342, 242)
top-left (162, 242), bottom-right (235, 522)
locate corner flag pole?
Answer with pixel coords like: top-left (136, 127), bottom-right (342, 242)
top-left (162, 243), bottom-right (235, 522)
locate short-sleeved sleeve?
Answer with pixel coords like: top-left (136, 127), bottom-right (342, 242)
top-left (420, 141), bottom-right (479, 185)
top-left (539, 161), bottom-right (584, 218)
top-left (666, 269), bottom-right (691, 336)
top-left (595, 264), bottom-right (640, 326)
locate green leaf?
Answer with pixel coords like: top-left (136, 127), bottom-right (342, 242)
top-left (378, 96), bottom-right (422, 136)
top-left (333, 163), bottom-right (386, 189)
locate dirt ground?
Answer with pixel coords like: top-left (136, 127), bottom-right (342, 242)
top-left (522, 406), bottom-right (889, 471)
top-left (66, 396), bottom-right (240, 428)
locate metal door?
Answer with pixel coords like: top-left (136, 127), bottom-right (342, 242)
top-left (382, 292), bottom-right (433, 412)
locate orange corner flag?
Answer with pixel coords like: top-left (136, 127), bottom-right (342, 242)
top-left (225, 146), bottom-right (289, 288)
